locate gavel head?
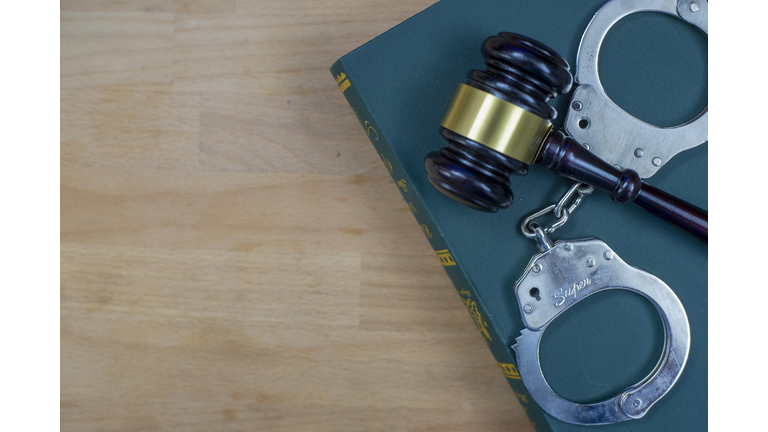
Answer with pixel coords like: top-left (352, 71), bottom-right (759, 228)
top-left (424, 33), bottom-right (573, 212)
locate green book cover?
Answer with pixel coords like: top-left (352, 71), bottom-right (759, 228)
top-left (330, 1), bottom-right (707, 430)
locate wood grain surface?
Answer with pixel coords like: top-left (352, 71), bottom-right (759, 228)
top-left (61, 1), bottom-right (534, 431)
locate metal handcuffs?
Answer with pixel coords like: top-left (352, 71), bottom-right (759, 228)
top-left (508, 0), bottom-right (705, 424)
top-left (564, 0), bottom-right (708, 178)
top-left (512, 237), bottom-right (690, 425)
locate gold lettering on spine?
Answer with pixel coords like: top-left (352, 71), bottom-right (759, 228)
top-left (336, 73), bottom-right (351, 92)
top-left (513, 389), bottom-right (528, 403)
top-left (435, 249), bottom-right (456, 266)
top-left (364, 121), bottom-right (378, 140)
top-left (380, 153), bottom-right (393, 173)
top-left (420, 224), bottom-right (432, 238)
top-left (458, 288), bottom-right (491, 341)
top-left (499, 363), bottom-right (522, 380)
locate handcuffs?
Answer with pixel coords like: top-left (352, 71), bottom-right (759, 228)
top-left (564, 0), bottom-right (708, 178)
top-left (512, 232), bottom-right (690, 425)
top-left (510, 0), bottom-right (706, 425)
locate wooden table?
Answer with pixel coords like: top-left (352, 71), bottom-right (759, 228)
top-left (61, 1), bottom-right (533, 430)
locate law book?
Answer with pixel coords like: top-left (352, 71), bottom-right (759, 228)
top-left (330, 1), bottom-right (707, 430)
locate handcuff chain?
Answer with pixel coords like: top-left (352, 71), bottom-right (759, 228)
top-left (521, 182), bottom-right (594, 241)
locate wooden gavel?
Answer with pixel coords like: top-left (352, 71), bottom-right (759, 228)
top-left (424, 33), bottom-right (707, 244)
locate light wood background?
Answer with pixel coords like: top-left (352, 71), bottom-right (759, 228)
top-left (61, 1), bottom-right (533, 431)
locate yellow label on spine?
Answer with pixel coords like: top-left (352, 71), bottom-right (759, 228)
top-left (420, 224), bottom-right (432, 238)
top-left (336, 73), bottom-right (351, 92)
top-left (513, 389), bottom-right (528, 403)
top-left (381, 154), bottom-right (393, 173)
top-left (459, 288), bottom-right (491, 341)
top-left (435, 249), bottom-right (456, 266)
top-left (499, 362), bottom-right (522, 380)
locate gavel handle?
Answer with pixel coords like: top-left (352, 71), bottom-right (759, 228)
top-left (537, 131), bottom-right (708, 244)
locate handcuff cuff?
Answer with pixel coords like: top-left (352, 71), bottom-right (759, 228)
top-left (564, 0), bottom-right (708, 178)
top-left (510, 0), bottom-right (706, 425)
top-left (511, 182), bottom-right (690, 425)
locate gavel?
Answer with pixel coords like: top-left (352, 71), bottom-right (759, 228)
top-left (424, 33), bottom-right (708, 244)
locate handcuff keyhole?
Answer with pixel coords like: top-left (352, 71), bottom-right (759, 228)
top-left (578, 118), bottom-right (590, 129)
top-left (530, 287), bottom-right (541, 301)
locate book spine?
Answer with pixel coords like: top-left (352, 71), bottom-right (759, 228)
top-left (330, 60), bottom-right (552, 432)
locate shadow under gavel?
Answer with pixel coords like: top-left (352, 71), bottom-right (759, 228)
top-left (424, 32), bottom-right (707, 244)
